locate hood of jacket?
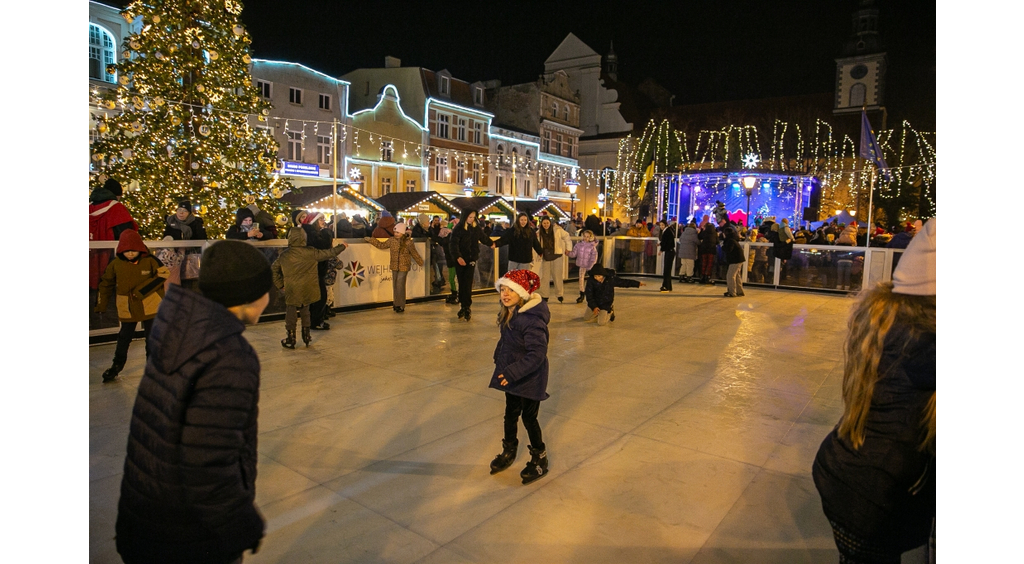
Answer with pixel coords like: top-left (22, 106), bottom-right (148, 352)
top-left (287, 226), bottom-right (307, 247)
top-left (115, 229), bottom-right (149, 259)
top-left (234, 207), bottom-right (255, 226)
top-left (516, 293), bottom-right (550, 323)
top-left (89, 186), bottom-right (118, 204)
top-left (149, 285), bottom-right (247, 374)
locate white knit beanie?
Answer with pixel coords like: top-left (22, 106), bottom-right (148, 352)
top-left (892, 217), bottom-right (936, 296)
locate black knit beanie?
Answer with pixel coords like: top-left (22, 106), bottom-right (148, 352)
top-left (198, 241), bottom-right (273, 308)
top-left (104, 178), bottom-right (123, 198)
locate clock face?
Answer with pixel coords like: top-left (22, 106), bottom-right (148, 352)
top-left (850, 65), bottom-right (868, 79)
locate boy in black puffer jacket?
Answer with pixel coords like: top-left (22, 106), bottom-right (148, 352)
top-left (116, 241), bottom-right (273, 564)
top-left (582, 262), bottom-right (644, 326)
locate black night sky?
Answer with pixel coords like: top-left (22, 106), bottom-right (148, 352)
top-left (112, 0), bottom-right (937, 129)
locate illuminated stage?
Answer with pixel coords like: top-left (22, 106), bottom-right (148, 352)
top-left (655, 171), bottom-right (821, 226)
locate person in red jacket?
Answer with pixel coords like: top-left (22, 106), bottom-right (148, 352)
top-left (89, 178), bottom-right (138, 289)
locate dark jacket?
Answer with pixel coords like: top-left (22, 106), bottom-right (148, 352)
top-left (271, 228), bottom-right (345, 305)
top-left (490, 294), bottom-right (550, 401)
top-left (495, 226), bottom-right (543, 263)
top-left (887, 232), bottom-right (913, 249)
top-left (584, 214), bottom-right (603, 235)
top-left (335, 218), bottom-right (354, 239)
top-left (116, 285), bottom-right (263, 564)
top-left (659, 223), bottom-right (678, 252)
top-left (813, 324), bottom-right (935, 551)
top-left (449, 213), bottom-right (492, 264)
top-left (162, 214), bottom-right (207, 240)
top-left (585, 268), bottom-right (640, 311)
top-left (723, 230), bottom-right (745, 264)
top-left (698, 225), bottom-right (719, 254)
top-left (225, 209), bottom-right (272, 241)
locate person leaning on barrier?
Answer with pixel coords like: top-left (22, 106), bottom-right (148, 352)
top-left (226, 207), bottom-right (271, 241)
top-left (115, 240), bottom-right (273, 564)
top-left (162, 199), bottom-right (207, 241)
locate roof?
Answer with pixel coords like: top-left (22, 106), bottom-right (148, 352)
top-left (278, 185), bottom-right (383, 211)
top-left (545, 33), bottom-right (600, 66)
top-left (374, 191), bottom-right (461, 216)
top-left (448, 196), bottom-right (517, 217)
top-left (516, 200), bottom-right (570, 221)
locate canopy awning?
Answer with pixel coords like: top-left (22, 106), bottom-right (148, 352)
top-left (375, 191), bottom-right (460, 217)
top-left (515, 199), bottom-right (570, 221)
top-left (278, 185), bottom-right (384, 213)
top-left (448, 196), bottom-right (516, 219)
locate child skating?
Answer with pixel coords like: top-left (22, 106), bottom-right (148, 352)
top-left (489, 269), bottom-right (551, 484)
top-left (271, 226), bottom-right (347, 348)
top-left (567, 229), bottom-right (598, 303)
top-left (364, 222), bottom-right (424, 313)
top-left (582, 262), bottom-right (644, 326)
top-left (94, 229), bottom-right (169, 382)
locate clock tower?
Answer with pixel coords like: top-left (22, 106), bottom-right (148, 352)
top-left (834, 0), bottom-right (887, 121)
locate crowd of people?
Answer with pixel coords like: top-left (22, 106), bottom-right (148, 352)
top-left (89, 179), bottom-right (935, 564)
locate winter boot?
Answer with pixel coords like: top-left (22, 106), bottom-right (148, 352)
top-left (457, 307), bottom-right (466, 319)
top-left (101, 360), bottom-right (125, 383)
top-left (576, 291), bottom-right (585, 304)
top-left (281, 329), bottom-right (296, 349)
top-left (520, 445), bottom-right (549, 485)
top-left (464, 308), bottom-right (472, 321)
top-left (489, 439), bottom-right (519, 474)
top-left (301, 327), bottom-right (312, 347)
top-left (557, 296), bottom-right (564, 303)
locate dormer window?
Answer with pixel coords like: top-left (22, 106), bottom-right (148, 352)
top-left (440, 75), bottom-right (450, 96)
top-left (474, 86), bottom-right (484, 105)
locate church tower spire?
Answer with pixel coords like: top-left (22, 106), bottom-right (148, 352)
top-left (833, 0), bottom-right (887, 118)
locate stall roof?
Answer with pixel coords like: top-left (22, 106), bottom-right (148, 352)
top-left (515, 199), bottom-right (570, 221)
top-left (448, 196), bottom-right (516, 218)
top-left (375, 191), bottom-right (460, 216)
top-left (278, 185), bottom-right (383, 211)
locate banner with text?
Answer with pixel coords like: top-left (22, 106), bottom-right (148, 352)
top-left (332, 241), bottom-right (427, 304)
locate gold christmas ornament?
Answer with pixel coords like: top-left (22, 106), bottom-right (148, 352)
top-left (275, 213), bottom-right (288, 226)
top-left (105, 100), bottom-right (117, 109)
top-left (153, 96), bottom-right (164, 106)
top-left (168, 45), bottom-right (177, 53)
top-left (122, 11), bottom-right (133, 22)
top-left (242, 54), bottom-right (251, 64)
top-left (97, 122), bottom-right (108, 134)
top-left (245, 194), bottom-right (256, 204)
top-left (199, 205), bottom-right (208, 215)
top-left (92, 153), bottom-right (103, 162)
top-left (196, 84), bottom-right (205, 92)
top-left (208, 50), bottom-right (218, 60)
top-left (119, 75), bottom-right (130, 85)
top-left (257, 115), bottom-right (266, 122)
top-left (208, 181), bottom-right (219, 189)
top-left (132, 96), bottom-right (144, 109)
top-left (106, 64), bottom-right (117, 75)
top-left (130, 121), bottom-right (143, 132)
top-left (191, 162), bottom-right (200, 169)
top-left (122, 50), bottom-right (130, 59)
top-left (129, 180), bottom-right (141, 191)
top-left (271, 187), bottom-right (284, 199)
top-left (130, 40), bottom-right (141, 50)
top-left (232, 24), bottom-right (244, 36)
top-left (171, 115), bottom-right (182, 126)
top-left (155, 51), bottom-right (164, 60)
top-left (122, 148), bottom-right (132, 159)
top-left (233, 128), bottom-right (245, 138)
top-left (261, 108), bottom-right (269, 115)
top-left (191, 40), bottom-right (200, 49)
top-left (199, 125), bottom-right (211, 136)
top-left (152, 15), bottom-right (160, 23)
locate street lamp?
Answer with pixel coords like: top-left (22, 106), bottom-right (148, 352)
top-left (565, 178), bottom-right (579, 219)
top-left (742, 176), bottom-right (757, 227)
top-left (596, 193), bottom-right (606, 235)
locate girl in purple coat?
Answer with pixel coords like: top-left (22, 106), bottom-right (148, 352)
top-left (567, 229), bottom-right (598, 303)
top-left (489, 269), bottom-right (551, 484)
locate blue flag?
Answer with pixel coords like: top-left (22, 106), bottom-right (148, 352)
top-left (860, 110), bottom-right (891, 181)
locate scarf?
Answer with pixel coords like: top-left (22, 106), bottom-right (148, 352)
top-left (166, 213), bottom-right (196, 239)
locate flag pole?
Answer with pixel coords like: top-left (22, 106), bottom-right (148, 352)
top-left (865, 166), bottom-right (876, 248)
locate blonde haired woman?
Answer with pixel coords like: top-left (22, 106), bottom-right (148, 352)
top-left (813, 218), bottom-right (936, 564)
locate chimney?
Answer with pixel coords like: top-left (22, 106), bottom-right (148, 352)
top-left (384, 56), bottom-right (401, 68)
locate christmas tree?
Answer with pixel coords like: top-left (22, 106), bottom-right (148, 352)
top-left (89, 0), bottom-right (291, 238)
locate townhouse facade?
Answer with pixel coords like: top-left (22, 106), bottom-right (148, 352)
top-left (346, 84), bottom-right (429, 199)
top-left (89, 1), bottom-right (138, 171)
top-left (342, 58), bottom-right (493, 199)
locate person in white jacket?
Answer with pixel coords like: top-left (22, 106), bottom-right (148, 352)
top-left (536, 216), bottom-right (573, 303)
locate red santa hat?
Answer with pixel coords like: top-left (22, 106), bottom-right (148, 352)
top-left (496, 269), bottom-right (541, 301)
top-left (302, 212), bottom-right (324, 225)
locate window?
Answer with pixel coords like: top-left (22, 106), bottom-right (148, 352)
top-left (542, 131), bottom-right (551, 153)
top-left (440, 75), bottom-right (450, 95)
top-left (555, 134), bottom-right (563, 156)
top-left (551, 102), bottom-right (558, 117)
top-left (497, 175), bottom-right (504, 195)
top-left (850, 83), bottom-right (866, 107)
top-left (473, 122), bottom-right (483, 144)
top-left (436, 114), bottom-right (450, 139)
top-left (406, 179), bottom-right (416, 192)
top-left (474, 87), bottom-right (484, 105)
top-left (456, 160), bottom-right (466, 184)
top-left (256, 80), bottom-right (272, 99)
top-left (496, 145), bottom-right (504, 167)
top-left (568, 137), bottom-right (576, 158)
top-left (318, 93), bottom-right (331, 110)
top-left (456, 118), bottom-right (467, 142)
top-left (89, 24), bottom-right (116, 83)
top-left (525, 179), bottom-right (531, 198)
top-left (287, 130), bottom-right (302, 160)
top-left (434, 156), bottom-right (448, 182)
top-left (289, 87), bottom-right (302, 105)
top-left (563, 105), bottom-right (570, 121)
top-left (381, 177), bottom-right (392, 195)
top-left (317, 135), bottom-right (331, 164)
top-left (381, 140), bottom-right (393, 162)
top-left (473, 163), bottom-right (481, 185)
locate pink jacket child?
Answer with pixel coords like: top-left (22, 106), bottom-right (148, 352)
top-left (567, 231), bottom-right (599, 302)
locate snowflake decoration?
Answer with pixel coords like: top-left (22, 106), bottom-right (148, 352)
top-left (342, 261), bottom-right (366, 288)
top-left (742, 153), bottom-right (760, 169)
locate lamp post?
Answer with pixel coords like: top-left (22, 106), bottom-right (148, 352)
top-left (742, 176), bottom-right (757, 227)
top-left (596, 193), bottom-right (606, 236)
top-left (565, 179), bottom-right (578, 219)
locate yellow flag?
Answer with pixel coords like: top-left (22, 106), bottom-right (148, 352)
top-left (637, 160), bottom-right (655, 201)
